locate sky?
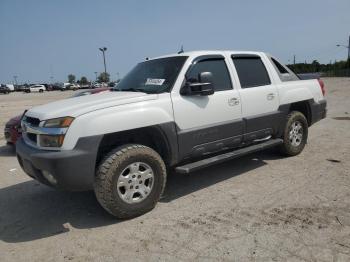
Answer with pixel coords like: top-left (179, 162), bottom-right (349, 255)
top-left (0, 0), bottom-right (349, 84)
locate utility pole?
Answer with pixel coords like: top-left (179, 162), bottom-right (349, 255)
top-left (348, 35), bottom-right (350, 62)
top-left (348, 35), bottom-right (350, 76)
top-left (13, 75), bottom-right (18, 85)
top-left (293, 55), bottom-right (296, 65)
top-left (99, 47), bottom-right (107, 75)
top-left (336, 35), bottom-right (350, 76)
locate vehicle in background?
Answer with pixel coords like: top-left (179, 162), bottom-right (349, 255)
top-left (5, 84), bottom-right (15, 91)
top-left (4, 115), bottom-right (22, 144)
top-left (79, 83), bottom-right (91, 89)
top-left (25, 84), bottom-right (46, 93)
top-left (59, 82), bottom-right (79, 91)
top-left (108, 81), bottom-right (120, 88)
top-left (71, 83), bottom-right (80, 90)
top-left (51, 83), bottom-right (63, 90)
top-left (0, 84), bottom-right (11, 94)
top-left (41, 84), bottom-right (53, 91)
top-left (92, 82), bottom-right (101, 88)
top-left (4, 88), bottom-right (110, 145)
top-left (92, 82), bottom-right (109, 88)
top-left (15, 84), bottom-right (29, 92)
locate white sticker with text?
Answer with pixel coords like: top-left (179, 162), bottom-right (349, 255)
top-left (145, 78), bottom-right (165, 85)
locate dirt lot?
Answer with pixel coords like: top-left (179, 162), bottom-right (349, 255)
top-left (0, 79), bottom-right (350, 261)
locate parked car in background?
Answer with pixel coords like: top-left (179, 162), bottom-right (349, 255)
top-left (5, 84), bottom-right (15, 91)
top-left (4, 115), bottom-right (22, 144)
top-left (25, 84), bottom-right (46, 93)
top-left (4, 87), bottom-right (111, 145)
top-left (79, 83), bottom-right (91, 89)
top-left (92, 82), bottom-right (101, 88)
top-left (0, 84), bottom-right (11, 94)
top-left (51, 83), bottom-right (63, 90)
top-left (59, 82), bottom-right (80, 91)
top-left (41, 84), bottom-right (53, 91)
top-left (71, 83), bottom-right (80, 90)
top-left (15, 85), bottom-right (28, 92)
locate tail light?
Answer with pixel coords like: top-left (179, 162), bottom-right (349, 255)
top-left (318, 79), bottom-right (325, 96)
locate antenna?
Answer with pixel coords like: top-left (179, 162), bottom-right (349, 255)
top-left (178, 45), bottom-right (184, 54)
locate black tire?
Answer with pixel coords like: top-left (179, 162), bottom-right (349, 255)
top-left (39, 89), bottom-right (43, 93)
top-left (94, 144), bottom-right (167, 219)
top-left (280, 111), bottom-right (308, 156)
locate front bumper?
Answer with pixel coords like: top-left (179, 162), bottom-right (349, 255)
top-left (16, 135), bottom-right (102, 191)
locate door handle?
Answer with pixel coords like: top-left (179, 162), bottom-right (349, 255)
top-left (267, 93), bottom-right (275, 100)
top-left (228, 97), bottom-right (239, 106)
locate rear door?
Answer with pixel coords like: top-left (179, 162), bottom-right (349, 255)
top-left (171, 55), bottom-right (243, 160)
top-left (230, 54), bottom-right (280, 141)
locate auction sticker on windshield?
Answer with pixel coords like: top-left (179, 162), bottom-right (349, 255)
top-left (145, 78), bottom-right (165, 85)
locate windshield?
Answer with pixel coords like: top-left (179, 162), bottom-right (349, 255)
top-left (114, 56), bottom-right (188, 94)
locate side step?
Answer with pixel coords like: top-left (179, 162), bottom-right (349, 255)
top-left (175, 138), bottom-right (283, 174)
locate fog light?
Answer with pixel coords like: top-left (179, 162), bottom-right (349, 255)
top-left (42, 170), bottom-right (57, 185)
top-left (39, 134), bottom-right (65, 147)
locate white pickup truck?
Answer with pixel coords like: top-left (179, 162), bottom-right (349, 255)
top-left (16, 50), bottom-right (327, 218)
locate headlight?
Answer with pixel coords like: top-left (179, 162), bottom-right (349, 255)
top-left (43, 116), bottom-right (74, 128)
top-left (39, 134), bottom-right (65, 147)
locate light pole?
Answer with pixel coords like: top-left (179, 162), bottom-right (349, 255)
top-left (94, 72), bottom-right (98, 81)
top-left (336, 35), bottom-right (350, 76)
top-left (13, 75), bottom-right (18, 85)
top-left (99, 47), bottom-right (107, 75)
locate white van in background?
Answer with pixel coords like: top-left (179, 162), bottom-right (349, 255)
top-left (5, 84), bottom-right (15, 91)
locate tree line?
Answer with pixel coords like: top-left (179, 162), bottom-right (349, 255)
top-left (68, 72), bottom-right (111, 84)
top-left (287, 58), bottom-right (350, 76)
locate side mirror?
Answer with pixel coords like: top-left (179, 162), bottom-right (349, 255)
top-left (181, 72), bottom-right (214, 96)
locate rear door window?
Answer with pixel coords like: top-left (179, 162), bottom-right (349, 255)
top-left (232, 56), bottom-right (271, 88)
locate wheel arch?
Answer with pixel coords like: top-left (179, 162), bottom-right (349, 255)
top-left (96, 123), bottom-right (179, 168)
top-left (289, 100), bottom-right (312, 126)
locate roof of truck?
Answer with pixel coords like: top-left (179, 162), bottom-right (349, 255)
top-left (151, 50), bottom-right (266, 60)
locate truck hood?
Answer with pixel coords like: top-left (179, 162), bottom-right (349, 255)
top-left (26, 91), bottom-right (158, 120)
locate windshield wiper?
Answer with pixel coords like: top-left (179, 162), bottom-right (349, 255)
top-left (113, 88), bottom-right (149, 93)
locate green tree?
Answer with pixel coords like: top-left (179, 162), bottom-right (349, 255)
top-left (68, 74), bottom-right (76, 83)
top-left (97, 72), bottom-right (110, 83)
top-left (80, 76), bottom-right (88, 85)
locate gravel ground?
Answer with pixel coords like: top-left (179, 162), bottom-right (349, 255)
top-left (0, 78), bottom-right (349, 261)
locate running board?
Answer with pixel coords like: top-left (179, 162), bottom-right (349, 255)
top-left (175, 138), bottom-right (283, 174)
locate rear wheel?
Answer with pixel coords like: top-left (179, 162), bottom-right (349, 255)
top-left (280, 111), bottom-right (308, 156)
top-left (39, 89), bottom-right (43, 93)
top-left (94, 144), bottom-right (167, 219)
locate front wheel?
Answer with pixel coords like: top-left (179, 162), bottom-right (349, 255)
top-left (94, 144), bottom-right (167, 219)
top-left (280, 111), bottom-right (308, 156)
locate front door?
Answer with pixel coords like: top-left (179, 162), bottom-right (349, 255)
top-left (171, 56), bottom-right (243, 160)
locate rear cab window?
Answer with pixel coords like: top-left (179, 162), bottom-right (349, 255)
top-left (269, 56), bottom-right (300, 82)
top-left (231, 55), bottom-right (271, 88)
